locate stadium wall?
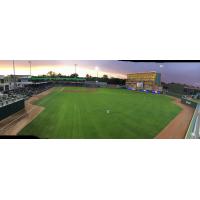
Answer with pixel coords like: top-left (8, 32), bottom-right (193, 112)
top-left (181, 97), bottom-right (197, 108)
top-left (166, 91), bottom-right (183, 98)
top-left (0, 99), bottom-right (25, 121)
top-left (185, 104), bottom-right (200, 139)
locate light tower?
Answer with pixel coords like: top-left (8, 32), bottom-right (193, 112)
top-left (74, 64), bottom-right (77, 74)
top-left (95, 66), bottom-right (99, 81)
top-left (158, 63), bottom-right (164, 93)
top-left (28, 61), bottom-right (32, 77)
top-left (159, 63), bottom-right (164, 83)
top-left (13, 60), bottom-right (16, 89)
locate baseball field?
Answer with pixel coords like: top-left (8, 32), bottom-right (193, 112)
top-left (19, 87), bottom-right (181, 138)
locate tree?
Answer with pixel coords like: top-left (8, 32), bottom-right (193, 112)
top-left (47, 71), bottom-right (57, 77)
top-left (70, 73), bottom-right (79, 78)
top-left (86, 74), bottom-right (92, 79)
top-left (103, 74), bottom-right (108, 79)
top-left (102, 74), bottom-right (109, 82)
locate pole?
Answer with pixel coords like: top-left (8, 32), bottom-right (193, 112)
top-left (29, 61), bottom-right (32, 76)
top-left (75, 64), bottom-right (77, 74)
top-left (95, 66), bottom-right (99, 82)
top-left (13, 60), bottom-right (16, 89)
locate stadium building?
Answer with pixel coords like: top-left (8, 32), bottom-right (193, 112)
top-left (126, 71), bottom-right (162, 91)
top-left (0, 75), bottom-right (32, 92)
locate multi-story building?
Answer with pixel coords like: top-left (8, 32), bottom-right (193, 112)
top-left (126, 71), bottom-right (162, 91)
top-left (0, 75), bottom-right (31, 92)
top-left (0, 75), bottom-right (10, 91)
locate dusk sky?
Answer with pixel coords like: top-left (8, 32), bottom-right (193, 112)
top-left (0, 60), bottom-right (200, 86)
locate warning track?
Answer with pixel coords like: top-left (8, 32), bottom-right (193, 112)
top-left (155, 97), bottom-right (195, 139)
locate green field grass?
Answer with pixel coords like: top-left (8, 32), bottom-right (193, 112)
top-left (19, 87), bottom-right (181, 139)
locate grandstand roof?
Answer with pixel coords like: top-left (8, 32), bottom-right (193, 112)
top-left (31, 77), bottom-right (86, 81)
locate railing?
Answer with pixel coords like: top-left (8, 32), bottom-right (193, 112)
top-left (181, 97), bottom-right (198, 108)
top-left (185, 104), bottom-right (200, 139)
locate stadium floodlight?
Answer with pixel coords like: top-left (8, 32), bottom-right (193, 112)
top-left (159, 64), bottom-right (164, 68)
top-left (75, 64), bottom-right (77, 74)
top-left (13, 60), bottom-right (15, 76)
top-left (28, 61), bottom-right (32, 77)
top-left (157, 63), bottom-right (164, 83)
top-left (95, 66), bottom-right (99, 78)
top-left (13, 60), bottom-right (16, 90)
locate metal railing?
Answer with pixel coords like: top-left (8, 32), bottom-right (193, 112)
top-left (185, 104), bottom-right (200, 139)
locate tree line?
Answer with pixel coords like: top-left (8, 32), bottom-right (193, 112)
top-left (38, 71), bottom-right (126, 85)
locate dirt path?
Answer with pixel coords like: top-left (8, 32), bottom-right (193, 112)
top-left (0, 88), bottom-right (54, 136)
top-left (155, 97), bottom-right (195, 139)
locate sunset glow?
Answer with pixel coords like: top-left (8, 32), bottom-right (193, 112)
top-left (0, 60), bottom-right (200, 86)
top-left (0, 60), bottom-right (126, 79)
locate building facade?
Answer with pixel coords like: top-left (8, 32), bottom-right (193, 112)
top-left (126, 71), bottom-right (162, 91)
top-left (0, 75), bottom-right (31, 92)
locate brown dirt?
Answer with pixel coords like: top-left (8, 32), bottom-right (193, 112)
top-left (155, 97), bottom-right (195, 139)
top-left (0, 88), bottom-right (54, 136)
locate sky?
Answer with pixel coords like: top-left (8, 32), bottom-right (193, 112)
top-left (0, 60), bottom-right (200, 86)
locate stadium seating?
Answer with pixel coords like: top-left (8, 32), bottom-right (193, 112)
top-left (0, 83), bottom-right (52, 108)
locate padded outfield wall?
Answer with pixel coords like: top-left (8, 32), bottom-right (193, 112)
top-left (185, 104), bottom-right (200, 139)
top-left (181, 97), bottom-right (200, 139)
top-left (0, 99), bottom-right (25, 121)
top-left (181, 97), bottom-right (197, 108)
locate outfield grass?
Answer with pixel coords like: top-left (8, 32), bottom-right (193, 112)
top-left (19, 87), bottom-right (181, 138)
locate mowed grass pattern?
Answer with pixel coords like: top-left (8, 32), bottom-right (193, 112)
top-left (19, 87), bottom-right (181, 138)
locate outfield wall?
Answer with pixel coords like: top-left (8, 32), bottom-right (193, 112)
top-left (167, 91), bottom-right (183, 98)
top-left (185, 104), bottom-right (200, 139)
top-left (181, 97), bottom-right (197, 108)
top-left (0, 99), bottom-right (25, 121)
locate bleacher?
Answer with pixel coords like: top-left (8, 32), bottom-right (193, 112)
top-left (0, 93), bottom-right (24, 108)
top-left (0, 82), bottom-right (52, 108)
